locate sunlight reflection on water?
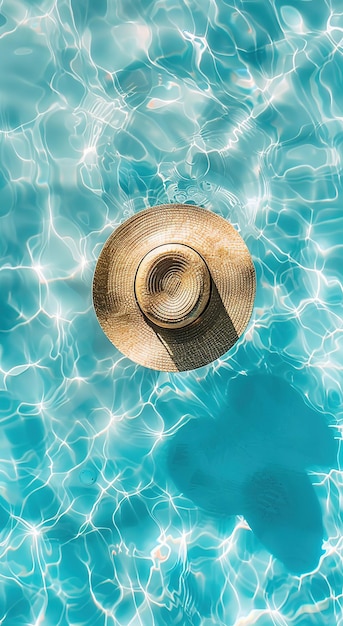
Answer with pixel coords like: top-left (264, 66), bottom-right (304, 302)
top-left (0, 0), bottom-right (343, 624)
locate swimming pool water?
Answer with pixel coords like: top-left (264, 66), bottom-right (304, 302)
top-left (0, 1), bottom-right (343, 624)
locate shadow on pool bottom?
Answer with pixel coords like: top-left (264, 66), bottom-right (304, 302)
top-left (167, 374), bottom-right (338, 575)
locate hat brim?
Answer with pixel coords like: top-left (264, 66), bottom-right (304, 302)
top-left (93, 204), bottom-right (255, 371)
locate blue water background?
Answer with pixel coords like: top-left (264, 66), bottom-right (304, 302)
top-left (0, 1), bottom-right (343, 624)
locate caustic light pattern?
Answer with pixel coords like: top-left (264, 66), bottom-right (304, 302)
top-left (0, 0), bottom-right (343, 625)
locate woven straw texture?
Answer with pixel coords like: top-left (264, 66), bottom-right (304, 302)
top-left (93, 204), bottom-right (255, 371)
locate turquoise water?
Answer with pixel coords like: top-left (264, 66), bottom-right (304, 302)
top-left (0, 0), bottom-right (343, 624)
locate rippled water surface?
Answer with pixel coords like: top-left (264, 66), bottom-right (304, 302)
top-left (1, 1), bottom-right (343, 624)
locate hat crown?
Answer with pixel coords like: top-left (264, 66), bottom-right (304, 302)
top-left (134, 243), bottom-right (211, 329)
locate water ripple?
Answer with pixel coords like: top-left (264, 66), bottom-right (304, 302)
top-left (0, 0), bottom-right (343, 624)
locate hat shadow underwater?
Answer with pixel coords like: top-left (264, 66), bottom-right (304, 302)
top-left (167, 374), bottom-right (338, 574)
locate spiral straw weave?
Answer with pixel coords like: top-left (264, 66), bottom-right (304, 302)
top-left (93, 204), bottom-right (255, 371)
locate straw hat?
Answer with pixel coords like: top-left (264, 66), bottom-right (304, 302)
top-left (93, 203), bottom-right (255, 372)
